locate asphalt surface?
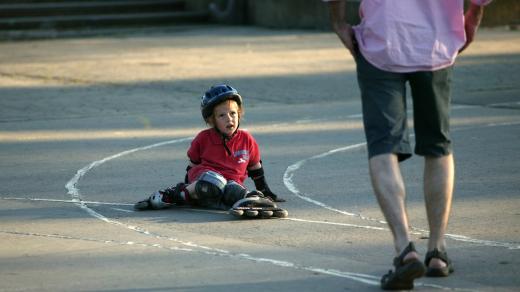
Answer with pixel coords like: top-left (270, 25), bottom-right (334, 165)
top-left (1, 25), bottom-right (519, 292)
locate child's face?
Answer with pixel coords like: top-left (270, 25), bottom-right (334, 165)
top-left (212, 100), bottom-right (240, 137)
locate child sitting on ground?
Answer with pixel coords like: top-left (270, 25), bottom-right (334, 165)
top-left (134, 84), bottom-right (287, 219)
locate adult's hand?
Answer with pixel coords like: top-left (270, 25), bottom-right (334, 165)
top-left (334, 22), bottom-right (356, 57)
top-left (328, 1), bottom-right (356, 57)
top-left (460, 3), bottom-right (484, 53)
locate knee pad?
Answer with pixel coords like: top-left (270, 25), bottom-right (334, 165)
top-left (195, 171), bottom-right (227, 206)
top-left (222, 181), bottom-right (247, 206)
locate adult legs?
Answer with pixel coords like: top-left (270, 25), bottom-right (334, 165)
top-left (409, 67), bottom-right (454, 269)
top-left (356, 52), bottom-right (417, 259)
top-left (369, 153), bottom-right (419, 261)
top-left (423, 154), bottom-right (454, 268)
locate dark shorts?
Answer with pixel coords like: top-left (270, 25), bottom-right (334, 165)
top-left (355, 52), bottom-right (453, 162)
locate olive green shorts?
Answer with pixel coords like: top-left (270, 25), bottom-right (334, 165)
top-left (355, 52), bottom-right (453, 162)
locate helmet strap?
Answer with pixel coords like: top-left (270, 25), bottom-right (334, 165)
top-left (213, 122), bottom-right (239, 156)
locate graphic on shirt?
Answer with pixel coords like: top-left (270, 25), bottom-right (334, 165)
top-left (234, 150), bottom-right (249, 164)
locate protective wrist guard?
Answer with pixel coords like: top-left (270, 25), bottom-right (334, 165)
top-left (248, 166), bottom-right (285, 202)
top-left (248, 167), bottom-right (269, 192)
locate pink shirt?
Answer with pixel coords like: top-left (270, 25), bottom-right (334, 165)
top-left (326, 0), bottom-right (492, 72)
top-left (187, 128), bottom-right (261, 185)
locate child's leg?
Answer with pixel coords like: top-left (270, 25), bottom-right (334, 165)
top-left (222, 181), bottom-right (248, 206)
top-left (134, 183), bottom-right (189, 210)
top-left (191, 171), bottom-right (227, 208)
top-left (135, 170), bottom-right (226, 210)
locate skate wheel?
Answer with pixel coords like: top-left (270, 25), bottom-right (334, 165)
top-left (273, 210), bottom-right (288, 218)
top-left (230, 209), bottom-right (244, 217)
top-left (245, 210), bottom-right (259, 217)
top-left (260, 210), bottom-right (274, 218)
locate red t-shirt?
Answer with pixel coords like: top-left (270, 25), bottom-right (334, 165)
top-left (187, 128), bottom-right (261, 185)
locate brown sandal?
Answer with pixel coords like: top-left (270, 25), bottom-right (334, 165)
top-left (425, 248), bottom-right (454, 277)
top-left (381, 242), bottom-right (426, 290)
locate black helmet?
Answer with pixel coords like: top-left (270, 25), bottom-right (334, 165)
top-left (201, 84), bottom-right (243, 120)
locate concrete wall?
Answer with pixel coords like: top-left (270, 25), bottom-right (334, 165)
top-left (246, 0), bottom-right (359, 29)
top-left (476, 0), bottom-right (520, 27)
top-left (206, 0), bottom-right (519, 29)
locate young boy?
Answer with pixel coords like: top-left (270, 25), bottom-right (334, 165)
top-left (134, 84), bottom-right (287, 219)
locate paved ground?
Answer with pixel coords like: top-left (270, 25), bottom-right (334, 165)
top-left (0, 25), bottom-right (519, 292)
